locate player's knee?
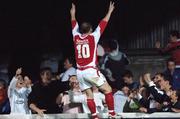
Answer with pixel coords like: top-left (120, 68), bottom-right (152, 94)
top-left (85, 89), bottom-right (94, 99)
top-left (100, 84), bottom-right (112, 94)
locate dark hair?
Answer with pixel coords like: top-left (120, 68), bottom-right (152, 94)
top-left (155, 72), bottom-right (164, 77)
top-left (155, 72), bottom-right (171, 82)
top-left (155, 72), bottom-right (165, 79)
top-left (80, 22), bottom-right (92, 34)
top-left (166, 58), bottom-right (176, 66)
top-left (108, 40), bottom-right (118, 51)
top-left (120, 83), bottom-right (129, 90)
top-left (0, 79), bottom-right (7, 88)
top-left (169, 30), bottom-right (179, 38)
top-left (66, 57), bottom-right (76, 67)
top-left (122, 70), bottom-right (133, 78)
top-left (40, 67), bottom-right (52, 75)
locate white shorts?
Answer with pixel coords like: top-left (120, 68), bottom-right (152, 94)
top-left (77, 68), bottom-right (106, 91)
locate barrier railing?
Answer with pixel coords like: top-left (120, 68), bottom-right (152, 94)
top-left (0, 113), bottom-right (180, 119)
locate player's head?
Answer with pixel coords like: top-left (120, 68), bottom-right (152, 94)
top-left (80, 22), bottom-right (93, 34)
top-left (169, 30), bottom-right (179, 42)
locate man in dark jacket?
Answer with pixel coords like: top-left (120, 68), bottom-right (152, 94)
top-left (28, 67), bottom-right (69, 116)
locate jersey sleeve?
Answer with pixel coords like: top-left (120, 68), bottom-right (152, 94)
top-left (72, 20), bottom-right (79, 37)
top-left (8, 77), bottom-right (18, 98)
top-left (93, 20), bottom-right (108, 43)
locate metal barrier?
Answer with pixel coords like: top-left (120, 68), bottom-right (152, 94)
top-left (0, 113), bottom-right (180, 119)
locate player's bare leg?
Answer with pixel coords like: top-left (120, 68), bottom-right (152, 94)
top-left (99, 81), bottom-right (116, 118)
top-left (85, 88), bottom-right (99, 119)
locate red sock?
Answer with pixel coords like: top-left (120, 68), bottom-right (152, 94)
top-left (105, 92), bottom-right (115, 114)
top-left (87, 99), bottom-right (96, 114)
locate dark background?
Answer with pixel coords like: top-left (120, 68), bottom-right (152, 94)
top-left (0, 0), bottom-right (180, 79)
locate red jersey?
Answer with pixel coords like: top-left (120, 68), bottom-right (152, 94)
top-left (72, 20), bottom-right (107, 68)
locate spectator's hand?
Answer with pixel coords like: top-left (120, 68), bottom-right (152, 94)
top-left (155, 102), bottom-right (162, 110)
top-left (155, 40), bottom-right (161, 48)
top-left (37, 109), bottom-right (47, 117)
top-left (129, 91), bottom-right (136, 99)
top-left (56, 93), bottom-right (63, 105)
top-left (163, 101), bottom-right (169, 106)
top-left (15, 68), bottom-right (22, 77)
top-left (171, 108), bottom-right (180, 112)
top-left (70, 3), bottom-right (76, 15)
top-left (143, 73), bottom-right (152, 85)
top-left (139, 76), bottom-right (145, 87)
top-left (139, 107), bottom-right (147, 113)
top-left (138, 87), bottom-right (145, 95)
top-left (108, 1), bottom-right (115, 13)
top-left (56, 75), bottom-right (60, 80)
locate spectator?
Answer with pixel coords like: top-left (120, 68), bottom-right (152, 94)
top-left (156, 30), bottom-right (180, 67)
top-left (122, 70), bottom-right (139, 90)
top-left (68, 75), bottom-right (90, 113)
top-left (28, 67), bottom-right (69, 116)
top-left (163, 59), bottom-right (180, 90)
top-left (102, 39), bottom-right (130, 89)
top-left (123, 90), bottom-right (140, 112)
top-left (169, 90), bottom-right (180, 112)
top-left (0, 79), bottom-right (10, 114)
top-left (8, 68), bottom-right (32, 114)
top-left (136, 82), bottom-right (160, 113)
top-left (143, 73), bottom-right (172, 112)
top-left (58, 57), bottom-right (76, 82)
top-left (114, 84), bottom-right (129, 113)
top-left (57, 75), bottom-right (83, 113)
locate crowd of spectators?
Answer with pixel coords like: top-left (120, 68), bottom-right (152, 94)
top-left (0, 31), bottom-right (180, 116)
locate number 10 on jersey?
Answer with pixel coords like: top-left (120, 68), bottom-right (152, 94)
top-left (76, 44), bottom-right (90, 58)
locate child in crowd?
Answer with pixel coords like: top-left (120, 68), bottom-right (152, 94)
top-left (8, 68), bottom-right (32, 114)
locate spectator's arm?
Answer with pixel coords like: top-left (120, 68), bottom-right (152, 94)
top-left (148, 82), bottom-right (165, 103)
top-left (143, 73), bottom-right (165, 103)
top-left (61, 69), bottom-right (75, 82)
top-left (29, 103), bottom-right (46, 117)
top-left (138, 98), bottom-right (149, 109)
top-left (171, 108), bottom-right (180, 112)
top-left (156, 41), bottom-right (180, 54)
top-left (8, 77), bottom-right (18, 98)
top-left (123, 53), bottom-right (130, 65)
top-left (25, 86), bottom-right (32, 96)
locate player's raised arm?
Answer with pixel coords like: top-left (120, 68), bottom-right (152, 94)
top-left (70, 3), bottom-right (79, 36)
top-left (70, 3), bottom-right (76, 21)
top-left (103, 1), bottom-right (115, 22)
top-left (94, 1), bottom-right (115, 37)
